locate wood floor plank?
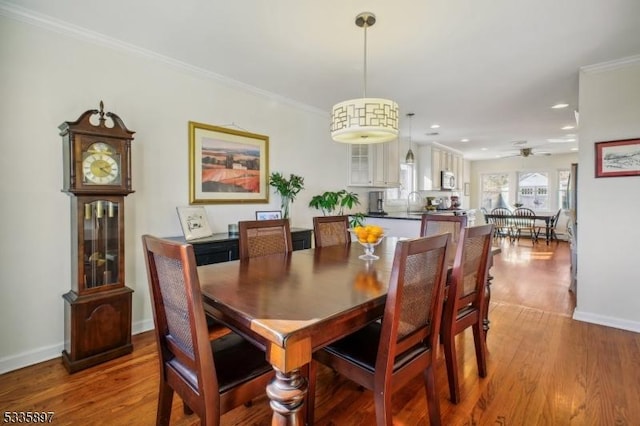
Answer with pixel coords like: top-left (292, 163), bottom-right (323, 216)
top-left (2, 241), bottom-right (639, 425)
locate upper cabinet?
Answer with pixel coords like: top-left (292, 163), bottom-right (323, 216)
top-left (432, 146), bottom-right (463, 190)
top-left (418, 144), bottom-right (463, 190)
top-left (348, 140), bottom-right (400, 187)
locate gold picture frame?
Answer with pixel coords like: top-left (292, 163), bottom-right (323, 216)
top-left (189, 121), bottom-right (269, 204)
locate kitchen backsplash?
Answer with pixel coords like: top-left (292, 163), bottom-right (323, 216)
top-left (384, 189), bottom-right (463, 212)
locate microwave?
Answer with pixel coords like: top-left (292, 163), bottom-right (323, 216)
top-left (441, 171), bottom-right (456, 190)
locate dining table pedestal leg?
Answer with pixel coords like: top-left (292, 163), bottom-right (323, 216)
top-left (266, 367), bottom-right (308, 426)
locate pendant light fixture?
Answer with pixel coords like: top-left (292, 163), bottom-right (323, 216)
top-left (405, 112), bottom-right (415, 164)
top-left (330, 12), bottom-right (399, 144)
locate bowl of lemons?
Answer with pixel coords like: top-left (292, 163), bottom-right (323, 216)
top-left (350, 225), bottom-right (386, 260)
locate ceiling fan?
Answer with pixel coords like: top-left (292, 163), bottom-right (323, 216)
top-left (503, 142), bottom-right (551, 158)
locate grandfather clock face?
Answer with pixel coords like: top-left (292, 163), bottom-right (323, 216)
top-left (81, 142), bottom-right (122, 186)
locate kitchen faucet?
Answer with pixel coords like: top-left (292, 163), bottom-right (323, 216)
top-left (407, 191), bottom-right (423, 214)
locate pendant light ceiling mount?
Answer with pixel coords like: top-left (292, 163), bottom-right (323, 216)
top-left (405, 112), bottom-right (415, 164)
top-left (330, 12), bottom-right (399, 144)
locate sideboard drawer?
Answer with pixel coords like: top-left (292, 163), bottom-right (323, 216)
top-left (193, 242), bottom-right (238, 265)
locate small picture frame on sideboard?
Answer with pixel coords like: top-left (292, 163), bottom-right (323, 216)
top-left (176, 206), bottom-right (213, 241)
top-left (255, 210), bottom-right (282, 220)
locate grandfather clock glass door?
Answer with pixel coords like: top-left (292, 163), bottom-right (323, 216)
top-left (80, 197), bottom-right (122, 292)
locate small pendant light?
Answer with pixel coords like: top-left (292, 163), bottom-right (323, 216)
top-left (405, 112), bottom-right (415, 164)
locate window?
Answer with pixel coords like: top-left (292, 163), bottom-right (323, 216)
top-left (558, 170), bottom-right (570, 209)
top-left (386, 163), bottom-right (415, 200)
top-left (481, 173), bottom-right (509, 211)
top-left (517, 172), bottom-right (549, 211)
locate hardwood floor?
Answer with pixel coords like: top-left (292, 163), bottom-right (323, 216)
top-left (2, 240), bottom-right (639, 425)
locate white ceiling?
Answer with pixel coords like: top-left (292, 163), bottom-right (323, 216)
top-left (5, 0), bottom-right (640, 159)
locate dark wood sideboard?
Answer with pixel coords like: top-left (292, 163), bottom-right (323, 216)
top-left (166, 228), bottom-right (313, 265)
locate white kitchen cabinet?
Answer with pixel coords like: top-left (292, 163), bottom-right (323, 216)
top-left (417, 144), bottom-right (433, 190)
top-left (348, 141), bottom-right (400, 187)
top-left (431, 145), bottom-right (463, 190)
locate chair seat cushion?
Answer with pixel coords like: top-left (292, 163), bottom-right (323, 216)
top-left (321, 322), bottom-right (428, 373)
top-left (213, 333), bottom-right (273, 393)
top-left (169, 332), bottom-right (271, 393)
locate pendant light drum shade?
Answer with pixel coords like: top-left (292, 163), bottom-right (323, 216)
top-left (331, 12), bottom-right (399, 144)
top-left (331, 98), bottom-right (399, 144)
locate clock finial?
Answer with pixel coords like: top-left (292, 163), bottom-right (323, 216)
top-left (98, 101), bottom-right (106, 126)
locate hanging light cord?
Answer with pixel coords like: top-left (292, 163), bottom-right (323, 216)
top-left (409, 114), bottom-right (413, 148)
top-left (362, 21), bottom-right (368, 98)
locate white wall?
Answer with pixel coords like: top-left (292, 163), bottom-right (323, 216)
top-left (0, 15), bottom-right (356, 373)
top-left (574, 57), bottom-right (640, 332)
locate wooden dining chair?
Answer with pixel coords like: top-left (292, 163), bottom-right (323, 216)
top-left (238, 218), bottom-right (292, 259)
top-left (548, 208), bottom-right (563, 241)
top-left (441, 224), bottom-right (494, 404)
top-left (512, 207), bottom-right (539, 243)
top-left (420, 214), bottom-right (468, 265)
top-left (489, 207), bottom-right (512, 239)
top-left (308, 234), bottom-right (451, 426)
top-left (141, 235), bottom-right (274, 426)
top-left (312, 215), bottom-right (350, 247)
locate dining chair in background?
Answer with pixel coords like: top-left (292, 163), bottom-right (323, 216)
top-left (489, 207), bottom-right (512, 239)
top-left (238, 218), bottom-right (292, 259)
top-left (312, 215), bottom-right (350, 247)
top-left (141, 235), bottom-right (274, 426)
top-left (441, 224), bottom-right (494, 404)
top-left (511, 207), bottom-right (539, 243)
top-left (420, 214), bottom-right (468, 265)
top-left (548, 209), bottom-right (563, 241)
top-left (308, 234), bottom-right (451, 426)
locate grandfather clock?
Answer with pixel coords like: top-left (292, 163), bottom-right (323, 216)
top-left (59, 101), bottom-right (135, 373)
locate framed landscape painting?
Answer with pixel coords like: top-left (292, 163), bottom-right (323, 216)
top-left (595, 138), bottom-right (640, 178)
top-left (189, 121), bottom-right (269, 204)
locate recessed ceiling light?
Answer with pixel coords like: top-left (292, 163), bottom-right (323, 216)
top-left (547, 138), bottom-right (576, 143)
top-left (552, 103), bottom-right (569, 109)
top-left (430, 124), bottom-right (440, 129)
top-left (570, 148), bottom-right (578, 151)
top-left (565, 133), bottom-right (577, 137)
top-left (481, 147), bottom-right (488, 151)
top-left (562, 125), bottom-right (575, 130)
top-left (461, 138), bottom-right (470, 142)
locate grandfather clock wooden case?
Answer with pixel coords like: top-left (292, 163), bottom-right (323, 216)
top-left (60, 102), bottom-right (134, 373)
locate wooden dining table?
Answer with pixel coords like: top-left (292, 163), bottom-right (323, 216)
top-left (197, 237), bottom-right (499, 425)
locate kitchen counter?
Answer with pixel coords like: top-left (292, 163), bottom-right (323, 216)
top-left (359, 210), bottom-right (470, 238)
top-left (364, 210), bottom-right (468, 221)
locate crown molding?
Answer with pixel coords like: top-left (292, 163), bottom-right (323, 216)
top-left (0, 1), bottom-right (327, 117)
top-left (580, 54), bottom-right (640, 74)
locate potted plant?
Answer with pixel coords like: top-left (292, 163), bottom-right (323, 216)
top-left (308, 190), bottom-right (364, 227)
top-left (269, 172), bottom-right (304, 219)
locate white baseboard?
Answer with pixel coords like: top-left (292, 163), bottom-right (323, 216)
top-left (0, 319), bottom-right (156, 375)
top-left (573, 310), bottom-right (640, 333)
top-left (0, 341), bottom-right (64, 375)
top-left (133, 318), bottom-right (155, 335)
